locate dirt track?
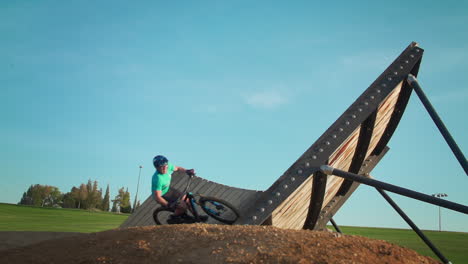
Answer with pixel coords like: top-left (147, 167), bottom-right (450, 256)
top-left (0, 224), bottom-right (439, 264)
top-left (0, 231), bottom-right (83, 251)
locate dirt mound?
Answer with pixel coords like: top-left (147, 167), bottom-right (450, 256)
top-left (0, 224), bottom-right (439, 264)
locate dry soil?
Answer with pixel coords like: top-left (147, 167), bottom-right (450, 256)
top-left (0, 224), bottom-right (440, 264)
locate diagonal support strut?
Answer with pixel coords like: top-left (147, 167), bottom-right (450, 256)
top-left (375, 186), bottom-right (451, 264)
top-left (407, 74), bottom-right (468, 175)
top-left (329, 218), bottom-right (342, 234)
top-left (321, 166), bottom-right (462, 264)
top-left (320, 165), bottom-right (468, 214)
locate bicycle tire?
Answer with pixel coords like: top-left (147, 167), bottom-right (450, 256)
top-left (153, 207), bottom-right (174, 225)
top-left (199, 196), bottom-right (240, 224)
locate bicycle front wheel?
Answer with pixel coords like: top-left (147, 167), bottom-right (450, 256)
top-left (199, 197), bottom-right (240, 224)
top-left (153, 207), bottom-right (174, 225)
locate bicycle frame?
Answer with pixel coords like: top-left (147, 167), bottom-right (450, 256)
top-left (178, 174), bottom-right (204, 221)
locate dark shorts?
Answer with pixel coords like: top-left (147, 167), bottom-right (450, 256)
top-left (162, 189), bottom-right (182, 204)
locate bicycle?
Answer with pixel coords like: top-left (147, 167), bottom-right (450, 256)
top-left (153, 173), bottom-right (240, 225)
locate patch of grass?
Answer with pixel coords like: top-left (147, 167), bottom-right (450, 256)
top-left (330, 225), bottom-right (468, 264)
top-left (0, 203), bottom-right (129, 233)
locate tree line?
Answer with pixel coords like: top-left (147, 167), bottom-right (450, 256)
top-left (18, 180), bottom-right (141, 213)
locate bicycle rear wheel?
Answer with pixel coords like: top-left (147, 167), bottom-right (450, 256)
top-left (199, 197), bottom-right (240, 224)
top-left (153, 207), bottom-right (174, 225)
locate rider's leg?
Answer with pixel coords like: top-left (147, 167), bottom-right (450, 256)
top-left (177, 195), bottom-right (207, 222)
top-left (174, 194), bottom-right (188, 216)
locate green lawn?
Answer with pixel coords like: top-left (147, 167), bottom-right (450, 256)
top-left (330, 225), bottom-right (468, 264)
top-left (1, 204), bottom-right (466, 262)
top-left (0, 203), bottom-right (128, 233)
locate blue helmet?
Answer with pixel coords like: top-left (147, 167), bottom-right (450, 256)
top-left (153, 155), bottom-right (168, 168)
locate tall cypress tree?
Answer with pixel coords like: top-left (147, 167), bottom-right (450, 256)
top-left (101, 184), bottom-right (110, 212)
top-left (85, 179), bottom-right (93, 209)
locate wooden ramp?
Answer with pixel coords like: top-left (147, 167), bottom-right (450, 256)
top-left (121, 173), bottom-right (263, 227)
top-left (121, 42), bottom-right (424, 230)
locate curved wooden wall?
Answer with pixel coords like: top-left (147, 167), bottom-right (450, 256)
top-left (122, 43), bottom-right (424, 230)
top-left (121, 172), bottom-right (262, 228)
top-left (237, 42), bottom-right (424, 229)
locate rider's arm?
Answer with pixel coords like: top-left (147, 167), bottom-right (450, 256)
top-left (174, 166), bottom-right (195, 175)
top-left (174, 166), bottom-right (186, 172)
top-left (154, 190), bottom-right (169, 207)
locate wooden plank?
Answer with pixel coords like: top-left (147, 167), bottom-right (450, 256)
top-left (189, 178), bottom-right (208, 194)
top-left (195, 179), bottom-right (212, 195)
top-left (235, 190), bottom-right (262, 213)
top-left (222, 188), bottom-right (245, 205)
top-left (366, 82), bottom-right (403, 157)
top-left (208, 184), bottom-right (230, 199)
top-left (271, 175), bottom-right (314, 229)
top-left (322, 126), bottom-right (362, 208)
top-left (121, 196), bottom-right (155, 228)
top-left (202, 180), bottom-right (222, 196)
top-left (278, 183), bottom-right (314, 229)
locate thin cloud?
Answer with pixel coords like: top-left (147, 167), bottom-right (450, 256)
top-left (244, 90), bottom-right (289, 109)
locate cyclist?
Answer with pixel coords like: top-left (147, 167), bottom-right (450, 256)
top-left (151, 155), bottom-right (197, 223)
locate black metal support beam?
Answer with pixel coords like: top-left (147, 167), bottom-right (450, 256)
top-left (313, 147), bottom-right (390, 231)
top-left (329, 218), bottom-right (342, 234)
top-left (407, 74), bottom-right (468, 176)
top-left (320, 165), bottom-right (468, 214)
top-left (304, 170), bottom-right (328, 229)
top-left (376, 188), bottom-right (451, 264)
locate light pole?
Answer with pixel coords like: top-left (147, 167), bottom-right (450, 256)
top-left (431, 193), bottom-right (448, 232)
top-left (133, 165), bottom-right (143, 213)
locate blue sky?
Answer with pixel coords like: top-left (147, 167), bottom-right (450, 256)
top-left (1, 1), bottom-right (467, 232)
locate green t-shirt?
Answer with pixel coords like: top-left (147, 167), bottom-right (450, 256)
top-left (151, 163), bottom-right (175, 196)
